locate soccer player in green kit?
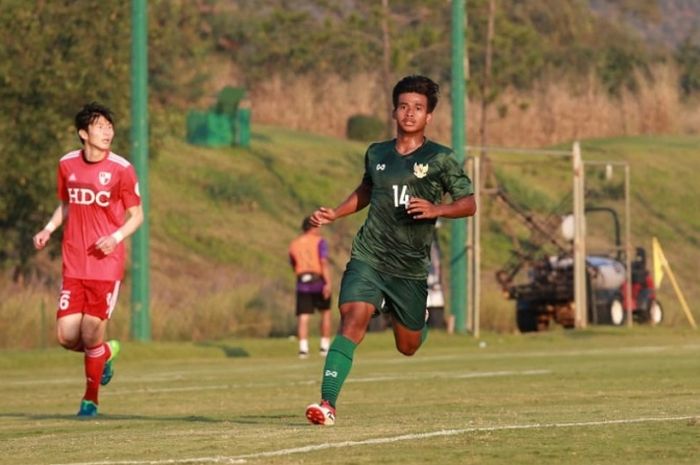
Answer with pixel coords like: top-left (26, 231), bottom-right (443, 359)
top-left (305, 75), bottom-right (476, 425)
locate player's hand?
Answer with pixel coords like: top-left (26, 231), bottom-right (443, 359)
top-left (94, 235), bottom-right (118, 255)
top-left (310, 207), bottom-right (336, 226)
top-left (406, 197), bottom-right (440, 219)
top-left (322, 283), bottom-right (331, 299)
top-left (33, 230), bottom-right (51, 250)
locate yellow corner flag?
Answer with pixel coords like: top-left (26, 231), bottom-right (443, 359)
top-left (652, 236), bottom-right (697, 329)
top-left (652, 237), bottom-right (665, 287)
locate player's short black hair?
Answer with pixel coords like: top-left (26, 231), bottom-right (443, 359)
top-left (392, 75), bottom-right (440, 113)
top-left (75, 102), bottom-right (114, 143)
top-left (302, 216), bottom-right (314, 232)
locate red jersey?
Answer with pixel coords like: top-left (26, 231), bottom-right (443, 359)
top-left (57, 150), bottom-right (141, 280)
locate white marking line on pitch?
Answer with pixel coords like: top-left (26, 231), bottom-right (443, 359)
top-left (50, 415), bottom-right (697, 465)
top-left (103, 369), bottom-right (550, 395)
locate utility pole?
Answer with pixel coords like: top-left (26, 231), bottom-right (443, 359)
top-left (450, 0), bottom-right (468, 333)
top-left (130, 0), bottom-right (151, 341)
top-left (381, 0), bottom-right (394, 137)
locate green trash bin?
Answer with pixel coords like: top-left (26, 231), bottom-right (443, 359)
top-left (234, 102), bottom-right (251, 148)
top-left (186, 111), bottom-right (209, 145)
top-left (186, 111), bottom-right (233, 147)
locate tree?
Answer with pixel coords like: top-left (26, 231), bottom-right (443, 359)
top-left (677, 36), bottom-right (700, 96)
top-left (0, 0), bottom-right (131, 279)
top-left (0, 0), bottom-right (211, 279)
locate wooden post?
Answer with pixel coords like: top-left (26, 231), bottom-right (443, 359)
top-left (573, 142), bottom-right (587, 328)
top-left (624, 164), bottom-right (633, 327)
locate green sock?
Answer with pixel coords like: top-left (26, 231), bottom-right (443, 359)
top-left (320, 335), bottom-right (357, 408)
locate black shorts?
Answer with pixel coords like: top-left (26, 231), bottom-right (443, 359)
top-left (296, 291), bottom-right (332, 315)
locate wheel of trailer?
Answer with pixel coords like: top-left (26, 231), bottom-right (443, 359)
top-left (516, 301), bottom-right (539, 333)
top-left (648, 299), bottom-right (663, 325)
top-left (610, 298), bottom-right (625, 326)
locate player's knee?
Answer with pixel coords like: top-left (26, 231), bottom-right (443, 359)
top-left (339, 316), bottom-right (369, 343)
top-left (395, 340), bottom-right (419, 356)
top-left (80, 331), bottom-right (102, 348)
top-left (57, 334), bottom-right (80, 351)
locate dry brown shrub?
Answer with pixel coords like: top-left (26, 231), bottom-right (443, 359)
top-left (245, 65), bottom-right (696, 147)
top-left (469, 65), bottom-right (682, 147)
top-left (249, 73), bottom-right (388, 138)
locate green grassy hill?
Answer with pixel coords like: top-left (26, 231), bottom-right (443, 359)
top-left (138, 125), bottom-right (371, 341)
top-left (3, 127), bottom-right (699, 348)
top-left (141, 128), bottom-right (700, 339)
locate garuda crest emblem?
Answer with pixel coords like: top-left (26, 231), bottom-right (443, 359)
top-left (413, 163), bottom-right (429, 179)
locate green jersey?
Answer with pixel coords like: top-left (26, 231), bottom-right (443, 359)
top-left (350, 139), bottom-right (473, 279)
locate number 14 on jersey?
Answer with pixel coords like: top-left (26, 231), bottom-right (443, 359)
top-left (393, 184), bottom-right (410, 208)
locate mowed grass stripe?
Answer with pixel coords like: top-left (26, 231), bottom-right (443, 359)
top-left (105, 369), bottom-right (551, 394)
top-left (5, 340), bottom-right (699, 386)
top-left (47, 415), bottom-right (699, 465)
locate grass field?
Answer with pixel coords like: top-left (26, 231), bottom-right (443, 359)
top-left (1, 327), bottom-right (699, 465)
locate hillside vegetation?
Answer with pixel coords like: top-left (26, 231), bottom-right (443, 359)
top-left (2, 125), bottom-right (699, 348)
top-left (4, 0), bottom-right (700, 278)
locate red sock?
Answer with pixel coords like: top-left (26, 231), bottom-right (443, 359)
top-left (83, 343), bottom-right (108, 403)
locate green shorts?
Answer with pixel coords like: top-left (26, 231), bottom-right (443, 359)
top-left (338, 259), bottom-right (428, 331)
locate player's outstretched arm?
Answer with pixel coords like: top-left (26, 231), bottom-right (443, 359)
top-left (94, 204), bottom-right (144, 255)
top-left (407, 194), bottom-right (476, 220)
top-left (310, 181), bottom-right (372, 227)
top-left (33, 203), bottom-right (67, 250)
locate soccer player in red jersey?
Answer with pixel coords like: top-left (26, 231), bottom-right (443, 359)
top-left (33, 103), bottom-right (143, 417)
